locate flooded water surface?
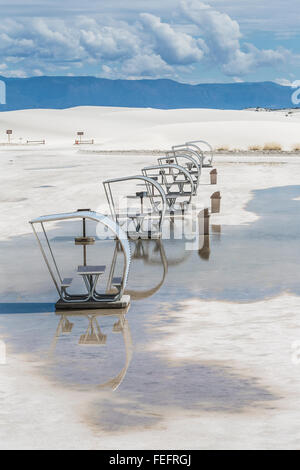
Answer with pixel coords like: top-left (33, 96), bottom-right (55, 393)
top-left (1, 182), bottom-right (300, 448)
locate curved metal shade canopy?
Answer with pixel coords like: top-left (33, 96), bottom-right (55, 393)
top-left (171, 145), bottom-right (204, 170)
top-left (103, 175), bottom-right (167, 238)
top-left (142, 164), bottom-right (195, 211)
top-left (185, 140), bottom-right (214, 167)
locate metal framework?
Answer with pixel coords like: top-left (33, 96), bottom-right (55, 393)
top-left (142, 163), bottom-right (195, 212)
top-left (185, 140), bottom-right (214, 167)
top-left (160, 151), bottom-right (201, 192)
top-left (171, 145), bottom-right (204, 169)
top-left (30, 210), bottom-right (131, 304)
top-left (103, 175), bottom-right (167, 239)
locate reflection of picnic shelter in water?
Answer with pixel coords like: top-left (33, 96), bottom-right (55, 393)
top-left (125, 240), bottom-right (168, 300)
top-left (123, 238), bottom-right (199, 300)
top-left (52, 307), bottom-right (133, 391)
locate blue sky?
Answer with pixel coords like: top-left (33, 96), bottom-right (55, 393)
top-left (0, 0), bottom-right (299, 84)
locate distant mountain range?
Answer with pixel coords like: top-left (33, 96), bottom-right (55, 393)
top-left (0, 76), bottom-right (296, 111)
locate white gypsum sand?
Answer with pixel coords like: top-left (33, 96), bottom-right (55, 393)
top-left (0, 106), bottom-right (300, 449)
top-left (0, 106), bottom-right (300, 150)
top-left (0, 348), bottom-right (101, 450)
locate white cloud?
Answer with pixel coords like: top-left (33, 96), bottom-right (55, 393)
top-left (207, 0), bottom-right (300, 35)
top-left (140, 13), bottom-right (205, 65)
top-left (2, 69), bottom-right (28, 78)
top-left (0, 14), bottom-right (178, 78)
top-left (3, 0), bottom-right (298, 35)
top-left (121, 53), bottom-right (172, 77)
top-left (32, 69), bottom-right (44, 76)
top-left (181, 1), bottom-right (242, 60)
top-left (275, 78), bottom-right (300, 88)
top-left (0, 16), bottom-right (142, 75)
top-left (180, 0), bottom-right (288, 76)
top-left (79, 19), bottom-right (141, 61)
top-left (0, 2), bottom-right (297, 80)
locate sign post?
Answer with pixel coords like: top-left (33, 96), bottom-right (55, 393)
top-left (6, 130), bottom-right (12, 144)
top-left (77, 131), bottom-right (84, 144)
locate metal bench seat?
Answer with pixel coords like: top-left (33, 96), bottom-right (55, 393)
top-left (112, 276), bottom-right (122, 286)
top-left (61, 278), bottom-right (73, 288)
top-left (165, 192), bottom-right (193, 197)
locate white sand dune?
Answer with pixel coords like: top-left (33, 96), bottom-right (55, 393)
top-left (0, 106), bottom-right (300, 150)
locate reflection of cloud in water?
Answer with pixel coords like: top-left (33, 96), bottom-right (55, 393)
top-left (0, 301), bottom-right (277, 432)
top-left (163, 185), bottom-right (300, 302)
top-left (90, 359), bottom-right (276, 431)
top-left (124, 185), bottom-right (300, 303)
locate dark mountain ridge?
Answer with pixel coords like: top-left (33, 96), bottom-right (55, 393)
top-left (0, 76), bottom-right (295, 111)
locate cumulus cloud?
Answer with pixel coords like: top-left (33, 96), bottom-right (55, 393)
top-left (121, 53), bottom-right (172, 77)
top-left (275, 78), bottom-right (300, 88)
top-left (180, 0), bottom-right (288, 75)
top-left (0, 2), bottom-right (296, 80)
top-left (181, 1), bottom-right (242, 62)
top-left (79, 19), bottom-right (141, 61)
top-left (0, 16), bottom-right (174, 78)
top-left (0, 17), bottom-right (140, 63)
top-left (140, 13), bottom-right (205, 65)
